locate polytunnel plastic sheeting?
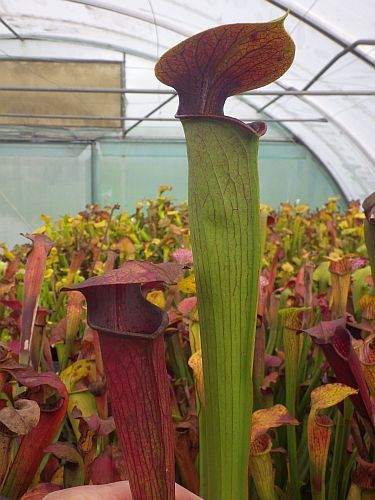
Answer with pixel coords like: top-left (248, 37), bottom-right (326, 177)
top-left (241, 90), bottom-right (374, 200)
top-left (0, 139), bottom-right (344, 246)
top-left (0, 0), bottom-right (373, 200)
top-left (0, 143), bottom-right (92, 245)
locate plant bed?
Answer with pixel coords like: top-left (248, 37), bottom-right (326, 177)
top-left (0, 190), bottom-right (374, 499)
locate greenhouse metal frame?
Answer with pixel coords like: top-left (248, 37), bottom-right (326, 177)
top-left (0, 0), bottom-right (373, 244)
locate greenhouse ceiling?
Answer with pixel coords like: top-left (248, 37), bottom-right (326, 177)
top-left (0, 0), bottom-right (374, 200)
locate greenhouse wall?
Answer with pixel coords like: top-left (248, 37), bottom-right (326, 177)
top-left (0, 139), bottom-right (344, 246)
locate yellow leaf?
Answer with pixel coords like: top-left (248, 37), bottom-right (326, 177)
top-left (144, 244), bottom-right (153, 258)
top-left (295, 204), bottom-right (309, 214)
top-left (146, 290), bottom-right (166, 309)
top-left (50, 466), bottom-right (64, 486)
top-left (44, 268), bottom-right (54, 279)
top-left (310, 383), bottom-right (358, 412)
top-left (60, 359), bottom-right (96, 393)
top-left (93, 220), bottom-right (107, 229)
top-left (342, 228), bottom-right (358, 236)
top-left (40, 214), bottom-right (52, 223)
top-left (281, 262), bottom-right (294, 273)
top-left (353, 213), bottom-right (365, 220)
top-left (178, 275), bottom-right (196, 294)
top-left (0, 244), bottom-right (15, 261)
top-left (260, 203), bottom-right (271, 211)
top-left (93, 261), bottom-right (104, 275)
top-left (188, 350), bottom-right (204, 406)
top-left (251, 404), bottom-right (299, 442)
top-left (189, 321), bottom-right (201, 354)
top-left (67, 391), bottom-right (97, 441)
top-left (33, 225), bottom-right (46, 234)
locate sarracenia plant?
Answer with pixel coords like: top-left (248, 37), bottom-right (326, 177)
top-left (249, 404), bottom-right (298, 500)
top-left (19, 234), bottom-right (54, 366)
top-left (0, 344), bottom-right (68, 498)
top-left (63, 261), bottom-right (184, 500)
top-left (155, 17), bottom-right (295, 500)
top-left (279, 306), bottom-right (309, 500)
top-left (307, 383), bottom-right (358, 500)
top-left (305, 319), bottom-right (375, 440)
top-left (355, 334), bottom-right (375, 396)
top-left (363, 192), bottom-right (375, 285)
top-left (328, 257), bottom-right (351, 319)
top-left (361, 192), bottom-right (375, 322)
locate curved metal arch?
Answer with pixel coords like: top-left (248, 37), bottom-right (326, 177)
top-left (62, 0), bottom-right (192, 37)
top-left (273, 81), bottom-right (375, 167)
top-left (14, 12), bottom-right (169, 53)
top-left (4, 4), bottom-right (371, 157)
top-left (250, 80), bottom-right (375, 199)
top-left (257, 39), bottom-right (375, 113)
top-left (237, 96), bottom-right (348, 202)
top-left (0, 33), bottom-right (166, 60)
top-left (0, 24), bottom-right (370, 200)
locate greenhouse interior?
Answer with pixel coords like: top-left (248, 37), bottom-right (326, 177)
top-left (0, 1), bottom-right (374, 499)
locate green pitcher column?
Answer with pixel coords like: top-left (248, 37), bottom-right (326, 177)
top-left (156, 17), bottom-right (295, 499)
top-left (184, 117), bottom-right (263, 499)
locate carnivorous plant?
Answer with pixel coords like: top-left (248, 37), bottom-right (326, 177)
top-left (155, 16), bottom-right (295, 499)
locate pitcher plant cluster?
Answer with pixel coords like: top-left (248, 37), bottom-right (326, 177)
top-left (0, 16), bottom-right (374, 500)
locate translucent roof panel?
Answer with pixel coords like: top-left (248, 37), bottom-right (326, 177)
top-left (0, 0), bottom-right (374, 200)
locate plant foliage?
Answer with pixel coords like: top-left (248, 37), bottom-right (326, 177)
top-left (0, 190), bottom-right (374, 499)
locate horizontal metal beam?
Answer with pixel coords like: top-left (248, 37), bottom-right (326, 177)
top-left (304, 39), bottom-right (375, 90)
top-left (0, 136), bottom-right (291, 145)
top-left (0, 33), bottom-right (158, 61)
top-left (0, 56), bottom-right (122, 63)
top-left (258, 39), bottom-right (375, 113)
top-left (0, 86), bottom-right (373, 96)
top-left (123, 94), bottom-right (177, 135)
top-left (0, 113), bottom-right (327, 122)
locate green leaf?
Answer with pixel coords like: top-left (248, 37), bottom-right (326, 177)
top-left (182, 117), bottom-right (261, 499)
top-left (44, 442), bottom-right (84, 488)
top-left (313, 261), bottom-right (331, 293)
top-left (351, 265), bottom-right (372, 317)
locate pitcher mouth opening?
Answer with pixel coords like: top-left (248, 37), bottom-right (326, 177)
top-left (178, 114), bottom-right (267, 137)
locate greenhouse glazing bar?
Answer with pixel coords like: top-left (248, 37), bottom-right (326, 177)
top-left (63, 0), bottom-right (192, 38)
top-left (0, 113), bottom-right (327, 122)
top-left (304, 40), bottom-right (375, 90)
top-left (258, 39), bottom-right (375, 113)
top-left (123, 94), bottom-right (177, 135)
top-left (0, 16), bottom-right (23, 40)
top-left (266, 0), bottom-right (374, 67)
top-left (0, 87), bottom-right (373, 95)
